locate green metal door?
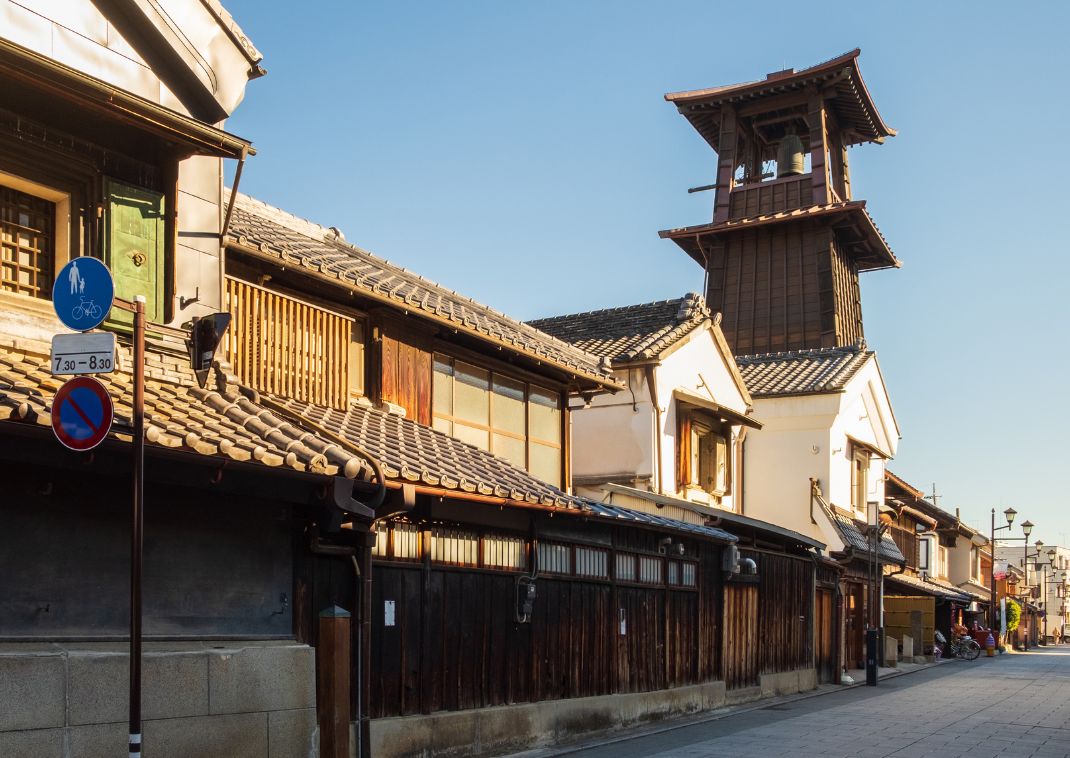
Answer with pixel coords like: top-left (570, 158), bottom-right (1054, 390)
top-left (104, 178), bottom-right (165, 326)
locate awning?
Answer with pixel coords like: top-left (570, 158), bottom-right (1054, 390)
top-left (0, 38), bottom-right (253, 159)
top-left (672, 387), bottom-right (762, 429)
top-left (885, 572), bottom-right (972, 602)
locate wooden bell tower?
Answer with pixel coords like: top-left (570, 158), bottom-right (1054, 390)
top-left (659, 50), bottom-right (899, 356)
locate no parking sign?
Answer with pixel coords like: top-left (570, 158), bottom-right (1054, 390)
top-left (51, 376), bottom-right (113, 451)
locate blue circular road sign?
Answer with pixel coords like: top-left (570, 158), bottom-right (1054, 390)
top-left (51, 376), bottom-right (114, 451)
top-left (52, 257), bottom-right (114, 331)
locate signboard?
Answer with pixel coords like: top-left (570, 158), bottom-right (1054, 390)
top-left (51, 332), bottom-right (116, 375)
top-left (52, 257), bottom-right (115, 332)
top-left (993, 560), bottom-right (1008, 581)
top-left (51, 376), bottom-right (113, 451)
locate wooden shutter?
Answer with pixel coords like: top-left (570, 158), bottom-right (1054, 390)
top-left (104, 178), bottom-right (165, 326)
top-left (677, 412), bottom-right (691, 491)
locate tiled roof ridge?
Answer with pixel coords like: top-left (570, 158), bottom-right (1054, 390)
top-left (529, 292), bottom-right (705, 326)
top-left (528, 292), bottom-right (712, 363)
top-left (228, 192), bottom-right (616, 383)
top-left (737, 342), bottom-right (867, 363)
top-left (664, 49), bottom-right (861, 101)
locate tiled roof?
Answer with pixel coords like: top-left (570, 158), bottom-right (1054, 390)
top-left (665, 49), bottom-right (895, 148)
top-left (583, 501), bottom-right (736, 544)
top-left (736, 345), bottom-right (871, 397)
top-left (659, 201), bottom-right (898, 272)
top-left (886, 572), bottom-right (972, 602)
top-left (527, 293), bottom-right (710, 363)
top-left (270, 396), bottom-right (585, 508)
top-left (0, 337), bottom-right (375, 479)
top-left (226, 193), bottom-right (618, 389)
top-left (829, 509), bottom-right (906, 564)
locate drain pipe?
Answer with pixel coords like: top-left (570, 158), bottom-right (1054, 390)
top-left (645, 365), bottom-right (663, 494)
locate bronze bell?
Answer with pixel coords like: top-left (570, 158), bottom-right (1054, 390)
top-left (776, 132), bottom-right (805, 178)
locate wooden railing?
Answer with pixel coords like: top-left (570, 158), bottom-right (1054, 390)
top-left (224, 277), bottom-right (352, 409)
top-left (728, 173), bottom-right (813, 219)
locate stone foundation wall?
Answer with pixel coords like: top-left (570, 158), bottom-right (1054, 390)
top-left (0, 641), bottom-right (317, 758)
top-left (368, 667), bottom-right (819, 758)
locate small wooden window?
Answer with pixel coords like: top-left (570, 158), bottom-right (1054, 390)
top-left (851, 446), bottom-right (870, 515)
top-left (483, 534), bottom-right (527, 570)
top-left (0, 185), bottom-right (54, 299)
top-left (668, 561), bottom-right (680, 586)
top-left (615, 553), bottom-right (636, 582)
top-left (677, 409), bottom-right (729, 496)
top-left (638, 555), bottom-right (662, 585)
top-left (575, 546), bottom-right (608, 579)
top-left (537, 542), bottom-right (571, 575)
top-left (431, 526), bottom-right (479, 567)
top-left (682, 562), bottom-right (697, 587)
top-left (393, 522), bottom-right (421, 561)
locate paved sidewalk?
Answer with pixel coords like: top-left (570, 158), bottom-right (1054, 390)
top-left (526, 646), bottom-right (1070, 758)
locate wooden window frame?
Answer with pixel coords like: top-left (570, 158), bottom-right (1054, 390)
top-left (677, 407), bottom-right (730, 498)
top-left (431, 353), bottom-right (564, 485)
top-left (0, 170), bottom-right (71, 302)
top-left (850, 444), bottom-right (870, 517)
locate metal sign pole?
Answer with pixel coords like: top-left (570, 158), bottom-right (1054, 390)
top-left (129, 295), bottom-right (145, 758)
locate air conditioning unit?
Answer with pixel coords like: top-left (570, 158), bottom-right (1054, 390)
top-left (722, 544), bottom-right (740, 574)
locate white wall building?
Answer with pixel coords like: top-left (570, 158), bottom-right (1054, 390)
top-left (531, 293), bottom-right (760, 519)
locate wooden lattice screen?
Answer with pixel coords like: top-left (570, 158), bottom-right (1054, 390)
top-left (224, 277), bottom-right (352, 409)
top-left (0, 186), bottom-right (54, 298)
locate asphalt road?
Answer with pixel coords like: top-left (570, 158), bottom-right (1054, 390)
top-left (542, 646), bottom-right (1070, 758)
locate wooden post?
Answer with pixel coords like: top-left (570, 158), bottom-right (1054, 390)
top-left (317, 606), bottom-right (352, 758)
top-left (712, 105), bottom-right (737, 223)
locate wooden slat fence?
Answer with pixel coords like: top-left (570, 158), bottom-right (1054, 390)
top-left (224, 277), bottom-right (352, 409)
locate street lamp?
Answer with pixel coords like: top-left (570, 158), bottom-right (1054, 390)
top-left (1027, 541), bottom-right (1051, 645)
top-left (993, 513), bottom-right (1035, 650)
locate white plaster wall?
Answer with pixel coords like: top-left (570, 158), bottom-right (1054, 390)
top-left (570, 380), bottom-right (655, 489)
top-left (826, 359), bottom-right (898, 517)
top-left (1, 0), bottom-right (257, 117)
top-left (741, 393), bottom-right (840, 548)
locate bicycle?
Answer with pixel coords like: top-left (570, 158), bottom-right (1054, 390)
top-left (72, 298), bottom-right (103, 321)
top-left (935, 630), bottom-right (981, 660)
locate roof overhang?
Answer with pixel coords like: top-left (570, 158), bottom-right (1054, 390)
top-left (0, 38), bottom-right (254, 160)
top-left (847, 434), bottom-right (891, 461)
top-left (604, 483), bottom-right (823, 551)
top-left (664, 49), bottom-right (895, 149)
top-left (659, 201), bottom-right (898, 272)
top-left (672, 387), bottom-right (762, 429)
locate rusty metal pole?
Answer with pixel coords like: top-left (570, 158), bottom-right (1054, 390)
top-left (129, 295), bottom-right (145, 758)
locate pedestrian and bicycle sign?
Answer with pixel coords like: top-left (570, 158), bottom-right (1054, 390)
top-left (51, 332), bottom-right (116, 375)
top-left (51, 375), bottom-right (114, 451)
top-left (52, 257), bottom-right (115, 332)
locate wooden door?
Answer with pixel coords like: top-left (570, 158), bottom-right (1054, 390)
top-left (721, 583), bottom-right (759, 689)
top-left (815, 588), bottom-right (836, 683)
top-left (844, 582), bottom-right (865, 670)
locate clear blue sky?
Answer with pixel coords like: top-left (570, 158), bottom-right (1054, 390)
top-left (222, 1), bottom-right (1070, 543)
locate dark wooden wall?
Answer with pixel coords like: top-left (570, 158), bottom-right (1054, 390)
top-left (720, 583), bottom-right (759, 689)
top-left (704, 223), bottom-right (865, 355)
top-left (748, 550), bottom-right (813, 674)
top-left (815, 588), bottom-right (836, 683)
top-left (369, 539), bottom-right (726, 717)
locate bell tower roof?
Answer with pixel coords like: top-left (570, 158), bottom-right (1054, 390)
top-left (665, 49), bottom-right (895, 150)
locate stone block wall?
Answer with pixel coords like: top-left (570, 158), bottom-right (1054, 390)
top-left (0, 641), bottom-right (317, 758)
